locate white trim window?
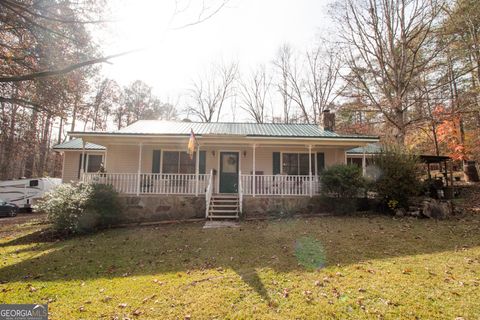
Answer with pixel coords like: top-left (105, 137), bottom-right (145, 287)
top-left (282, 153), bottom-right (314, 175)
top-left (162, 151), bottom-right (196, 174)
top-left (78, 154), bottom-right (104, 178)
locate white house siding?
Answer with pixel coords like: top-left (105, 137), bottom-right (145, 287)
top-left (105, 144), bottom-right (139, 173)
top-left (62, 151), bottom-right (80, 183)
top-left (61, 143), bottom-right (348, 184)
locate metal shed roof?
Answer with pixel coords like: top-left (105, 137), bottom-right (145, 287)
top-left (53, 138), bottom-right (106, 151)
top-left (346, 143), bottom-right (382, 154)
top-left (70, 120), bottom-right (379, 140)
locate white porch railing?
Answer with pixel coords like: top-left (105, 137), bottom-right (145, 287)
top-left (83, 172), bottom-right (211, 195)
top-left (240, 174), bottom-right (320, 196)
top-left (82, 172), bottom-right (320, 197)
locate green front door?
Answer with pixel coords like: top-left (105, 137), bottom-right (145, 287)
top-left (219, 152), bottom-right (239, 193)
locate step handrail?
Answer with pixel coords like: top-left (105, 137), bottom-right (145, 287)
top-left (205, 169), bottom-right (213, 218)
top-left (238, 170), bottom-right (243, 215)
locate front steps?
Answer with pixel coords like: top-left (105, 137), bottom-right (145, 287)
top-left (207, 194), bottom-right (239, 219)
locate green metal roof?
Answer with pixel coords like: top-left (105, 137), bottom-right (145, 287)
top-left (53, 138), bottom-right (106, 151)
top-left (346, 143), bottom-right (382, 154)
top-left (70, 120), bottom-right (379, 140)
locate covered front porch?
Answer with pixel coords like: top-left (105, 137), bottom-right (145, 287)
top-left (76, 136), bottom-right (360, 217)
top-left (79, 139), bottom-right (350, 198)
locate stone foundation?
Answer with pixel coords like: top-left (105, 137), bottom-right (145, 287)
top-left (243, 196), bottom-right (333, 218)
top-left (120, 195), bottom-right (332, 222)
top-left (120, 195), bottom-right (206, 222)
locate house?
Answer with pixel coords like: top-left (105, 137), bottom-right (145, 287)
top-left (53, 111), bottom-right (379, 221)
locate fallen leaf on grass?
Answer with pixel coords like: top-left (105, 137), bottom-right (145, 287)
top-left (142, 295), bottom-right (157, 303)
top-left (132, 309), bottom-right (142, 316)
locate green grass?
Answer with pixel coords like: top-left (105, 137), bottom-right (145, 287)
top-left (1, 214), bottom-right (480, 319)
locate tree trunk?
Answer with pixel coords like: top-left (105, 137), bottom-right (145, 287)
top-left (24, 111), bottom-right (38, 178)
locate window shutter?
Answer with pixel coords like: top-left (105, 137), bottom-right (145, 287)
top-left (152, 150), bottom-right (161, 173)
top-left (316, 152), bottom-right (325, 175)
top-left (272, 152), bottom-right (280, 175)
top-left (199, 151), bottom-right (206, 174)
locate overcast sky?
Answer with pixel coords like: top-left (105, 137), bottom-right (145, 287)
top-left (100, 0), bottom-right (333, 120)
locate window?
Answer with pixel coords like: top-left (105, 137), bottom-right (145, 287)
top-left (87, 155), bottom-right (103, 172)
top-left (78, 154), bottom-right (104, 178)
top-left (282, 153), bottom-right (314, 175)
top-left (347, 157), bottom-right (363, 167)
top-left (162, 151), bottom-right (196, 174)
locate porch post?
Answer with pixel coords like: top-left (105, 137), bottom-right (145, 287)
top-left (309, 145), bottom-right (312, 197)
top-left (253, 144), bottom-right (256, 197)
top-left (137, 143), bottom-right (143, 196)
top-left (104, 147), bottom-right (108, 170)
top-left (85, 152), bottom-right (89, 174)
top-left (195, 145), bottom-right (200, 196)
top-left (362, 149), bottom-right (366, 176)
top-left (80, 140), bottom-right (85, 181)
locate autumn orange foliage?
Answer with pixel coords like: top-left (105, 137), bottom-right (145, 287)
top-left (434, 106), bottom-right (468, 161)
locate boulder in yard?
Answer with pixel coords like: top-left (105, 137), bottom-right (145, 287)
top-left (395, 208), bottom-right (406, 217)
top-left (422, 199), bottom-right (453, 219)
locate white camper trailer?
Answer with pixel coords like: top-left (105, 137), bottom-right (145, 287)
top-left (0, 178), bottom-right (61, 211)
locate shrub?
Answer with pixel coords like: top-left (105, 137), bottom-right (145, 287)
top-left (35, 183), bottom-right (122, 235)
top-left (370, 148), bottom-right (421, 210)
top-left (320, 164), bottom-right (365, 198)
top-left (320, 164), bottom-right (366, 214)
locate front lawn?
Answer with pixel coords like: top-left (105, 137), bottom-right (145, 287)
top-left (1, 213), bottom-right (480, 319)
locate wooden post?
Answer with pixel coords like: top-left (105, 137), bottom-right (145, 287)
top-left (253, 144), bottom-right (256, 197)
top-left (195, 145), bottom-right (200, 196)
top-left (309, 145), bottom-right (312, 197)
top-left (137, 143), bottom-right (143, 196)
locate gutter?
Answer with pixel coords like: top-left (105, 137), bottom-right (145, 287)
top-left (68, 131), bottom-right (380, 142)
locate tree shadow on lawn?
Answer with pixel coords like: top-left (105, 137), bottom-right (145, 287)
top-left (1, 214), bottom-right (480, 302)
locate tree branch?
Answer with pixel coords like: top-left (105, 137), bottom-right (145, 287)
top-left (0, 50), bottom-right (139, 83)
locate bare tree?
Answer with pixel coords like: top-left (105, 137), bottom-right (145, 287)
top-left (304, 44), bottom-right (344, 124)
top-left (333, 0), bottom-right (446, 144)
top-left (238, 65), bottom-right (271, 123)
top-left (272, 44), bottom-right (295, 123)
top-left (188, 61), bottom-right (238, 122)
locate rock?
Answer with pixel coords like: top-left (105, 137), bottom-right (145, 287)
top-left (395, 208), bottom-right (406, 217)
top-left (422, 199), bottom-right (453, 219)
top-left (409, 210), bottom-right (421, 217)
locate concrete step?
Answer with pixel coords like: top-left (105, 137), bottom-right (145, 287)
top-left (208, 209), bottom-right (238, 214)
top-left (211, 204), bottom-right (238, 208)
top-left (207, 215), bottom-right (239, 219)
top-left (212, 194), bottom-right (239, 198)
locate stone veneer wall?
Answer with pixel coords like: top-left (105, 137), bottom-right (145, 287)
top-left (120, 195), bottom-right (332, 222)
top-left (242, 196), bottom-right (333, 218)
top-left (120, 195), bottom-right (206, 222)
